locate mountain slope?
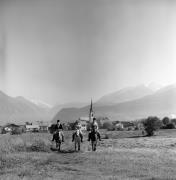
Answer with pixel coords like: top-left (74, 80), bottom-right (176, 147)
top-left (96, 84), bottom-right (153, 105)
top-left (52, 85), bottom-right (176, 122)
top-left (50, 102), bottom-right (88, 119)
top-left (0, 92), bottom-right (51, 125)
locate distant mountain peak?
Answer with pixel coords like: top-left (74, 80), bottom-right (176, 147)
top-left (147, 82), bottom-right (163, 91)
top-left (156, 83), bottom-right (176, 94)
top-left (96, 84), bottom-right (153, 105)
top-left (30, 99), bottom-right (52, 109)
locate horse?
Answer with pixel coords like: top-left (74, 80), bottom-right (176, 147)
top-left (52, 130), bottom-right (64, 151)
top-left (88, 129), bottom-right (101, 151)
top-left (72, 129), bottom-right (83, 151)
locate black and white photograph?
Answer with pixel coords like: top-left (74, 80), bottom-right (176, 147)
top-left (1, 0), bottom-right (176, 179)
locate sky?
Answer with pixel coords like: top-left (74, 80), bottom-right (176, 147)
top-left (0, 0), bottom-right (176, 106)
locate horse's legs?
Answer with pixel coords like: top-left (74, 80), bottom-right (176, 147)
top-left (91, 141), bottom-right (97, 151)
top-left (58, 142), bottom-right (61, 151)
top-left (75, 141), bottom-right (77, 151)
top-left (93, 142), bottom-right (95, 151)
top-left (78, 141), bottom-right (80, 151)
top-left (91, 141), bottom-right (94, 151)
top-left (94, 141), bottom-right (97, 151)
top-left (56, 142), bottom-right (61, 151)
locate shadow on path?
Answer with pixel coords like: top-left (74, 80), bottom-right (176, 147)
top-left (50, 147), bottom-right (77, 154)
top-left (128, 135), bottom-right (148, 138)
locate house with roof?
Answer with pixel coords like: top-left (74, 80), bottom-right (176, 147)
top-left (37, 121), bottom-right (50, 132)
top-left (26, 124), bottom-right (40, 132)
top-left (78, 117), bottom-right (89, 130)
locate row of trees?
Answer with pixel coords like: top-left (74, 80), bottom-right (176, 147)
top-left (142, 116), bottom-right (176, 136)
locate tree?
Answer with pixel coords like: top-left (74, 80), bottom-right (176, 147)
top-left (67, 122), bottom-right (77, 130)
top-left (48, 124), bottom-right (56, 134)
top-left (143, 116), bottom-right (162, 136)
top-left (25, 122), bottom-right (32, 125)
top-left (11, 127), bottom-right (23, 135)
top-left (102, 122), bottom-right (114, 130)
top-left (163, 123), bottom-right (175, 129)
top-left (162, 117), bottom-right (170, 125)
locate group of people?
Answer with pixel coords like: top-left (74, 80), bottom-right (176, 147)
top-left (52, 118), bottom-right (101, 149)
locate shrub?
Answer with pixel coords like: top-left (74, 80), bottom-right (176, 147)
top-left (1, 128), bottom-right (6, 134)
top-left (102, 122), bottom-right (114, 130)
top-left (48, 124), bottom-right (56, 134)
top-left (163, 123), bottom-right (175, 129)
top-left (86, 123), bottom-right (91, 131)
top-left (11, 127), bottom-right (23, 135)
top-left (107, 127), bottom-right (115, 131)
top-left (143, 116), bottom-right (162, 136)
top-left (171, 119), bottom-right (176, 125)
top-left (67, 122), bottom-right (77, 130)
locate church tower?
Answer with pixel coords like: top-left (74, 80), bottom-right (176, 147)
top-left (89, 99), bottom-right (94, 122)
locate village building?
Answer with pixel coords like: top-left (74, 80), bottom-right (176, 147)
top-left (115, 122), bottom-right (124, 130)
top-left (37, 121), bottom-right (50, 132)
top-left (26, 124), bottom-right (40, 132)
top-left (78, 117), bottom-right (89, 130)
top-left (25, 121), bottom-right (50, 132)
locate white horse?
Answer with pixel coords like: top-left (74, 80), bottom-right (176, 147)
top-left (72, 129), bottom-right (83, 151)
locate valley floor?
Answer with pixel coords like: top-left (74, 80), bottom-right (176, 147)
top-left (1, 130), bottom-right (176, 180)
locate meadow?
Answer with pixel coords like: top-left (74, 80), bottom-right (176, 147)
top-left (1, 129), bottom-right (176, 180)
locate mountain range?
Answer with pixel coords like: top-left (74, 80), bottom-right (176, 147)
top-left (0, 83), bottom-right (175, 125)
top-left (0, 92), bottom-right (88, 125)
top-left (0, 92), bottom-right (52, 125)
top-left (96, 84), bottom-right (154, 105)
top-left (52, 83), bottom-right (176, 123)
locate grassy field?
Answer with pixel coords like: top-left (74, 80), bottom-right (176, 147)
top-left (1, 129), bottom-right (176, 180)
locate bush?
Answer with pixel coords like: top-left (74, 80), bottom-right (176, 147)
top-left (1, 128), bottom-right (6, 134)
top-left (107, 127), bottom-right (115, 131)
top-left (11, 127), bottom-right (23, 135)
top-left (143, 116), bottom-right (162, 136)
top-left (163, 123), bottom-right (175, 129)
top-left (171, 119), bottom-right (176, 125)
top-left (102, 122), bottom-right (114, 130)
top-left (48, 124), bottom-right (56, 134)
top-left (86, 123), bottom-right (91, 131)
top-left (67, 122), bottom-right (77, 130)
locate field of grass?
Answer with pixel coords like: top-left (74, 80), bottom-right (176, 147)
top-left (1, 129), bottom-right (176, 180)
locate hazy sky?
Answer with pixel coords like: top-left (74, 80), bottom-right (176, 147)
top-left (1, 0), bottom-right (176, 105)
